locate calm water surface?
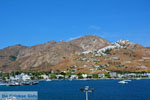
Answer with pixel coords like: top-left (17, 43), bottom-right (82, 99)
top-left (0, 79), bottom-right (150, 100)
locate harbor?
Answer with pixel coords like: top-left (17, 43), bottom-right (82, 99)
top-left (0, 80), bottom-right (39, 86)
top-left (0, 72), bottom-right (150, 86)
top-left (0, 79), bottom-right (150, 100)
top-left (0, 73), bottom-right (39, 86)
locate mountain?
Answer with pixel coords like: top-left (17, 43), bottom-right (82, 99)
top-left (49, 40), bottom-right (150, 73)
top-left (69, 35), bottom-right (110, 51)
top-left (0, 45), bottom-right (27, 71)
top-left (0, 35), bottom-right (110, 72)
top-left (0, 35), bottom-right (150, 73)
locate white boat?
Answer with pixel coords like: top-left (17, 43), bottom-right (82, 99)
top-left (118, 80), bottom-right (128, 84)
top-left (0, 83), bottom-right (6, 86)
top-left (124, 79), bottom-right (132, 82)
top-left (46, 79), bottom-right (52, 81)
top-left (0, 82), bottom-right (9, 86)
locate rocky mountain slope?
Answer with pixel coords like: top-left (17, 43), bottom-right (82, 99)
top-left (0, 45), bottom-right (27, 70)
top-left (0, 35), bottom-right (110, 72)
top-left (48, 40), bottom-right (150, 73)
top-left (69, 35), bottom-right (110, 51)
top-left (0, 35), bottom-right (150, 73)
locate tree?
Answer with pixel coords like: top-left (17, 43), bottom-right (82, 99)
top-left (92, 74), bottom-right (98, 78)
top-left (15, 70), bottom-right (22, 75)
top-left (55, 69), bottom-right (60, 74)
top-left (66, 72), bottom-right (71, 78)
top-left (2, 73), bottom-right (9, 80)
top-left (105, 73), bottom-right (110, 78)
top-left (50, 74), bottom-right (56, 79)
top-left (77, 73), bottom-right (83, 79)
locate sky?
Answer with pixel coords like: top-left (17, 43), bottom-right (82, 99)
top-left (0, 0), bottom-right (150, 49)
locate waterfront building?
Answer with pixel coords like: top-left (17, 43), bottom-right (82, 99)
top-left (56, 75), bottom-right (64, 79)
top-left (70, 75), bottom-right (78, 79)
top-left (41, 74), bottom-right (49, 80)
top-left (82, 74), bottom-right (88, 79)
top-left (109, 72), bottom-right (117, 78)
top-left (98, 74), bottom-right (105, 78)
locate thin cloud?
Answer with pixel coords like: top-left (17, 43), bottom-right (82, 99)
top-left (98, 32), bottom-right (129, 42)
top-left (89, 25), bottom-right (101, 30)
top-left (100, 32), bottom-right (127, 38)
top-left (67, 36), bottom-right (81, 41)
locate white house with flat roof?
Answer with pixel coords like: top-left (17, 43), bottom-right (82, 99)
top-left (109, 72), bottom-right (117, 78)
top-left (41, 74), bottom-right (49, 80)
top-left (10, 73), bottom-right (31, 81)
top-left (98, 74), bottom-right (105, 78)
top-left (82, 74), bottom-right (88, 79)
top-left (70, 75), bottom-right (78, 79)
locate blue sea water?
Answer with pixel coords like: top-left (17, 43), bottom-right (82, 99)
top-left (0, 79), bottom-right (150, 100)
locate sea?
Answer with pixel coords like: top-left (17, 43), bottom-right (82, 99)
top-left (0, 79), bottom-right (150, 100)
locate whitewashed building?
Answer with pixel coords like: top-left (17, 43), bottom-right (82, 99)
top-left (82, 74), bottom-right (88, 79)
top-left (109, 72), bottom-right (117, 78)
top-left (41, 74), bottom-right (49, 80)
top-left (98, 74), bottom-right (105, 78)
top-left (70, 75), bottom-right (78, 79)
top-left (56, 75), bottom-right (64, 79)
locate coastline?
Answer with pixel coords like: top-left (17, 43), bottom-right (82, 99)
top-left (39, 77), bottom-right (150, 81)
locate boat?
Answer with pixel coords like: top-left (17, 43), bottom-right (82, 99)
top-left (22, 81), bottom-right (31, 85)
top-left (123, 79), bottom-right (132, 82)
top-left (118, 80), bottom-right (128, 84)
top-left (9, 82), bottom-right (20, 86)
top-left (0, 82), bottom-right (9, 86)
top-left (31, 81), bottom-right (39, 85)
top-left (8, 80), bottom-right (39, 86)
top-left (46, 79), bottom-right (52, 81)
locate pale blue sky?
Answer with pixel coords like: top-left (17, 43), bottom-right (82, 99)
top-left (0, 0), bottom-right (150, 49)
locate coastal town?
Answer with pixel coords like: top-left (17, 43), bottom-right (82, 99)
top-left (0, 39), bottom-right (150, 86)
top-left (0, 0), bottom-right (150, 99)
top-left (0, 70), bottom-right (150, 86)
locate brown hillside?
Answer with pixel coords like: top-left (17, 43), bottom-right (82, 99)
top-left (0, 35), bottom-right (110, 72)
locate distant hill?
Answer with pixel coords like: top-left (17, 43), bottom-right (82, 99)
top-left (0, 35), bottom-right (110, 72)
